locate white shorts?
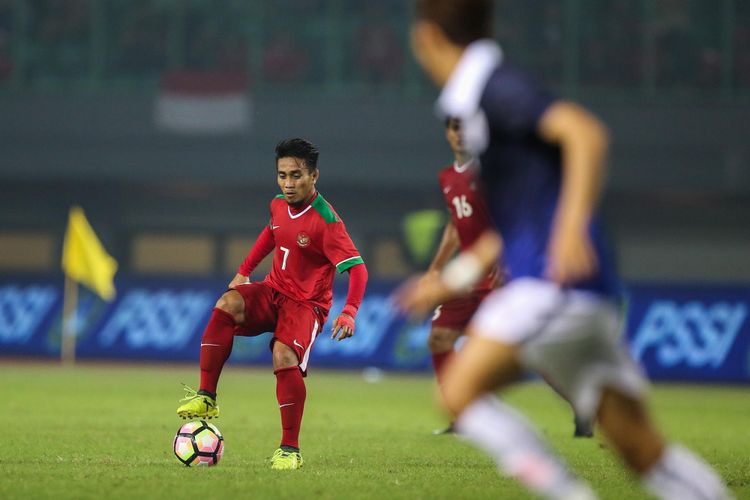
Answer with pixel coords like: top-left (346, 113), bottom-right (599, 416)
top-left (469, 278), bottom-right (646, 420)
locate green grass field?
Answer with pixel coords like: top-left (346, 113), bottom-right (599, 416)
top-left (2, 362), bottom-right (748, 499)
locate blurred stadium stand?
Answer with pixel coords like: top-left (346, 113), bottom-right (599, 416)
top-left (0, 0), bottom-right (749, 282)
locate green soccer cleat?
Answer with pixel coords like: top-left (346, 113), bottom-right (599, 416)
top-left (270, 448), bottom-right (304, 470)
top-left (176, 385), bottom-right (219, 420)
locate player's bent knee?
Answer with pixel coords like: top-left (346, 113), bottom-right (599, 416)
top-left (215, 290), bottom-right (245, 321)
top-left (440, 336), bottom-right (520, 417)
top-left (272, 341), bottom-right (299, 370)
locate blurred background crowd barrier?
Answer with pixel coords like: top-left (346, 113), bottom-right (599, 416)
top-left (0, 1), bottom-right (748, 381)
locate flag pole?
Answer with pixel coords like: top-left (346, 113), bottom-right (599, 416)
top-left (61, 274), bottom-right (78, 365)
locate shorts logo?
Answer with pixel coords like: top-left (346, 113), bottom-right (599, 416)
top-left (296, 232), bottom-right (311, 247)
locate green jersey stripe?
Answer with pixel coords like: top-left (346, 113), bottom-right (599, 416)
top-left (311, 194), bottom-right (339, 223)
top-left (336, 256), bottom-right (364, 273)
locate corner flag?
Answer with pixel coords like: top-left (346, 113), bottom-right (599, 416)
top-left (62, 206), bottom-right (118, 301)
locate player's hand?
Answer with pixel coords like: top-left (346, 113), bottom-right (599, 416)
top-left (395, 272), bottom-right (456, 319)
top-left (331, 313), bottom-right (355, 341)
top-left (545, 222), bottom-right (598, 286)
top-left (228, 273), bottom-right (249, 289)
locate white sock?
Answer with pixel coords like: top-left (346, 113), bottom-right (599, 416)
top-left (456, 395), bottom-right (594, 500)
top-left (644, 445), bottom-right (731, 500)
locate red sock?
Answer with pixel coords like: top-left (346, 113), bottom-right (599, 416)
top-left (432, 350), bottom-right (454, 387)
top-left (274, 366), bottom-right (306, 449)
top-left (198, 308), bottom-right (236, 395)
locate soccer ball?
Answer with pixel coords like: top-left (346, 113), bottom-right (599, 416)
top-left (173, 420), bottom-right (224, 466)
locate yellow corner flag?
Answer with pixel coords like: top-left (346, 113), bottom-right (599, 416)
top-left (62, 206), bottom-right (118, 301)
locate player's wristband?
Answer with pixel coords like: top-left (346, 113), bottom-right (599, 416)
top-left (441, 252), bottom-right (483, 292)
top-left (341, 304), bottom-right (358, 318)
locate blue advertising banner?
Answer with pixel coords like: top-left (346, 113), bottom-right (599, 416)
top-left (625, 284), bottom-right (750, 383)
top-left (0, 276), bottom-right (431, 371)
top-left (1, 276), bottom-right (748, 382)
top-left (0, 278), bottom-right (62, 356)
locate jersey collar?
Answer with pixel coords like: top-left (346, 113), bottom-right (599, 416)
top-left (453, 159), bottom-right (475, 173)
top-left (437, 39), bottom-right (503, 119)
top-left (287, 191), bottom-right (318, 219)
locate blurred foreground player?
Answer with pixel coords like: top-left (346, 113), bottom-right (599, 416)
top-left (177, 138), bottom-right (368, 470)
top-left (401, 0), bottom-right (730, 498)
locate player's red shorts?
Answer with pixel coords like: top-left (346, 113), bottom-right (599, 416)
top-left (230, 282), bottom-right (327, 374)
top-left (431, 289), bottom-right (491, 331)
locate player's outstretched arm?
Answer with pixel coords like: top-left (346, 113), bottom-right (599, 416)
top-left (397, 229), bottom-right (501, 317)
top-left (331, 263), bottom-right (368, 341)
top-left (427, 220), bottom-right (460, 274)
top-left (538, 101), bottom-right (609, 286)
top-left (417, 220), bottom-right (460, 293)
top-left (232, 225), bottom-right (276, 287)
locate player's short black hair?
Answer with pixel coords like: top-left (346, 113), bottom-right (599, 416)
top-left (275, 138), bottom-right (319, 172)
top-left (415, 0), bottom-right (492, 46)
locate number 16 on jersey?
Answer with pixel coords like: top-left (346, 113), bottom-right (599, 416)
top-left (452, 195), bottom-right (473, 219)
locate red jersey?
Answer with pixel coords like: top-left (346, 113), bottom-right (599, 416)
top-left (438, 161), bottom-right (496, 290)
top-left (262, 193), bottom-right (363, 314)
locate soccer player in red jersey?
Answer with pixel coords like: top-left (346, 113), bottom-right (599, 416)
top-left (177, 138), bottom-right (368, 470)
top-left (424, 117), bottom-right (498, 434)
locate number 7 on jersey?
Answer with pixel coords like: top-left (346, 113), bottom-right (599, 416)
top-left (280, 246), bottom-right (290, 270)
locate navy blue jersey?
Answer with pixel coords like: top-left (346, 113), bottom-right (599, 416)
top-left (437, 40), bottom-right (619, 297)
